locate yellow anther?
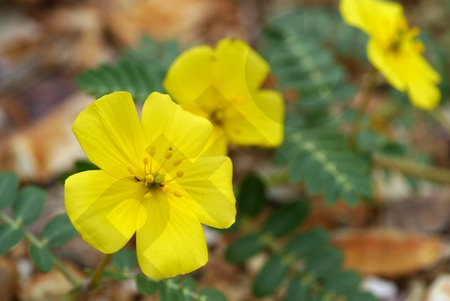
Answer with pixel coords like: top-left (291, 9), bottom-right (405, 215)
top-left (410, 27), bottom-right (420, 37)
top-left (173, 158), bottom-right (183, 166)
top-left (173, 190), bottom-right (183, 198)
top-left (143, 192), bottom-right (152, 200)
top-left (127, 166), bottom-right (136, 175)
top-left (415, 41), bottom-right (425, 53)
top-left (176, 170), bottom-right (184, 178)
top-left (149, 145), bottom-right (156, 156)
top-left (145, 174), bottom-right (154, 183)
top-left (165, 150), bottom-right (173, 160)
top-left (161, 186), bottom-right (170, 194)
top-left (143, 157), bottom-right (149, 165)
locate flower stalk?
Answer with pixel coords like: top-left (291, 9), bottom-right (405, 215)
top-left (348, 68), bottom-right (378, 148)
top-left (0, 212), bottom-right (79, 287)
top-left (373, 153), bottom-right (450, 184)
top-left (87, 253), bottom-right (112, 290)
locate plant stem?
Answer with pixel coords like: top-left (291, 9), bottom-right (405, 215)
top-left (0, 212), bottom-right (79, 286)
top-left (348, 68), bottom-right (379, 148)
top-left (429, 109), bottom-right (450, 135)
top-left (373, 153), bottom-right (450, 184)
top-left (87, 253), bottom-right (112, 290)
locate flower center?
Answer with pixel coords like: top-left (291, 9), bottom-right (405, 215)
top-left (129, 145), bottom-right (185, 200)
top-left (389, 20), bottom-right (424, 53)
top-left (211, 109), bottom-right (225, 125)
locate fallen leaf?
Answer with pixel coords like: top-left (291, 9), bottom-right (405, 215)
top-left (333, 228), bottom-right (444, 278)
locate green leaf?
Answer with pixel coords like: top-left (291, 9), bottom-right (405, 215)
top-left (347, 291), bottom-right (378, 301)
top-left (181, 276), bottom-right (197, 291)
top-left (277, 127), bottom-right (372, 205)
top-left (305, 247), bottom-right (343, 278)
top-left (76, 61), bottom-right (157, 103)
top-left (225, 233), bottom-right (263, 264)
top-left (112, 248), bottom-right (137, 271)
top-left (253, 255), bottom-right (289, 297)
top-left (102, 270), bottom-right (128, 280)
top-left (262, 200), bottom-right (310, 237)
top-left (12, 186), bottom-right (46, 226)
top-left (284, 277), bottom-right (309, 301)
top-left (76, 36), bottom-right (180, 103)
top-left (323, 270), bottom-right (361, 295)
top-left (199, 288), bottom-right (228, 301)
top-left (0, 172), bottom-right (19, 209)
top-left (161, 279), bottom-right (183, 301)
top-left (262, 13), bottom-right (358, 123)
top-left (237, 174), bottom-right (266, 218)
top-left (180, 277), bottom-right (197, 301)
top-left (285, 228), bottom-right (330, 259)
top-left (29, 245), bottom-right (54, 273)
top-left (41, 214), bottom-right (77, 248)
top-left (136, 273), bottom-right (160, 296)
top-left (0, 224), bottom-right (24, 255)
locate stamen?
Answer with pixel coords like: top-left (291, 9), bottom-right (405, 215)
top-left (410, 27), bottom-right (420, 38)
top-left (149, 145), bottom-right (156, 156)
top-left (143, 157), bottom-right (149, 165)
top-left (143, 192), bottom-right (152, 200)
top-left (173, 158), bottom-right (183, 167)
top-left (145, 174), bottom-right (154, 183)
top-left (127, 166), bottom-right (136, 175)
top-left (165, 150), bottom-right (173, 160)
top-left (415, 41), bottom-right (425, 53)
top-left (173, 189), bottom-right (183, 198)
top-left (176, 170), bottom-right (184, 178)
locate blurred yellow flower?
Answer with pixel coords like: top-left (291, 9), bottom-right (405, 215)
top-left (164, 38), bottom-right (284, 155)
top-left (65, 91), bottom-right (236, 279)
top-left (340, 0), bottom-right (441, 110)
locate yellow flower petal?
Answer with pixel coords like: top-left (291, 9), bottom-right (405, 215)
top-left (141, 92), bottom-right (213, 160)
top-left (163, 45), bottom-right (215, 106)
top-left (137, 193), bottom-right (207, 279)
top-left (340, 0), bottom-right (403, 43)
top-left (65, 170), bottom-right (145, 253)
top-left (73, 92), bottom-right (146, 179)
top-left (201, 125), bottom-right (228, 156)
top-left (368, 39), bottom-right (441, 110)
top-left (223, 90), bottom-right (284, 147)
top-left (213, 38), bottom-right (270, 97)
top-left (170, 156), bottom-right (236, 229)
top-left (367, 39), bottom-right (407, 91)
top-left (408, 78), bottom-right (441, 110)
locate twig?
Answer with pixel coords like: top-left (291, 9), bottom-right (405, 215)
top-left (87, 253), bottom-right (112, 290)
top-left (348, 68), bottom-right (379, 148)
top-left (0, 212), bottom-right (79, 286)
top-left (373, 153), bottom-right (450, 184)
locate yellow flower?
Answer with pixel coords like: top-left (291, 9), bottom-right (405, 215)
top-left (340, 0), bottom-right (441, 110)
top-left (64, 91), bottom-right (236, 279)
top-left (164, 38), bottom-right (284, 155)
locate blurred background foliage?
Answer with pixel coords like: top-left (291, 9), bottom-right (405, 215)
top-left (1, 0), bottom-right (450, 300)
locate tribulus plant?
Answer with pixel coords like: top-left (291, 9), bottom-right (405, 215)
top-left (1, 0), bottom-right (448, 299)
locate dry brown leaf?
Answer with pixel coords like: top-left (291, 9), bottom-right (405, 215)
top-left (20, 262), bottom-right (84, 301)
top-left (0, 256), bottom-right (19, 301)
top-left (0, 93), bottom-right (91, 183)
top-left (103, 0), bottom-right (212, 46)
top-left (333, 228), bottom-right (444, 278)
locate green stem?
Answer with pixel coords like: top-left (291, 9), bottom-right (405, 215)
top-left (348, 68), bottom-right (379, 148)
top-left (373, 153), bottom-right (450, 184)
top-left (0, 212), bottom-right (79, 286)
top-left (429, 109), bottom-right (450, 135)
top-left (87, 253), bottom-right (112, 290)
